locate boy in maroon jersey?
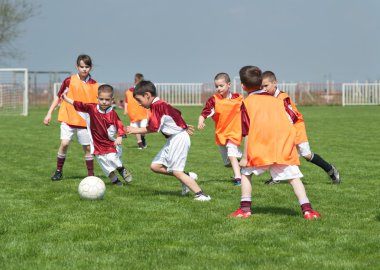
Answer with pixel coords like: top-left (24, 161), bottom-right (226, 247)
top-left (126, 80), bottom-right (211, 201)
top-left (62, 84), bottom-right (132, 186)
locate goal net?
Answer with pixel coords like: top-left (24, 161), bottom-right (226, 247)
top-left (0, 68), bottom-right (28, 116)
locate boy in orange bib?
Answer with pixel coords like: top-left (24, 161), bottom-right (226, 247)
top-left (43, 55), bottom-right (98, 181)
top-left (124, 73), bottom-right (149, 149)
top-left (198, 73), bottom-right (246, 185)
top-left (261, 71), bottom-right (340, 184)
top-left (229, 66), bottom-right (320, 220)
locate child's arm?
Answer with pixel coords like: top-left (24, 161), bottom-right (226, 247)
top-left (126, 126), bottom-right (149, 135)
top-left (43, 96), bottom-right (60, 126)
top-left (62, 93), bottom-right (74, 105)
top-left (198, 96), bottom-right (215, 129)
top-left (239, 136), bottom-right (248, 167)
top-left (197, 115), bottom-right (206, 129)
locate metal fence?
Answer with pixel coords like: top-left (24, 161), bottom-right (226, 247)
top-left (342, 81), bottom-right (380, 106)
top-left (29, 81), bottom-right (380, 107)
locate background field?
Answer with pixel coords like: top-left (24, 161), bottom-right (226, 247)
top-left (0, 106), bottom-right (379, 270)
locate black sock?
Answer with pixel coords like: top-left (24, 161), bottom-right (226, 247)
top-left (309, 153), bottom-right (333, 173)
top-left (116, 167), bottom-right (126, 177)
top-left (195, 191), bottom-right (203, 196)
top-left (141, 135), bottom-right (146, 146)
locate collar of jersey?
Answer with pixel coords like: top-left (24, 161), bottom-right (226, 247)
top-left (97, 105), bottom-right (113, 114)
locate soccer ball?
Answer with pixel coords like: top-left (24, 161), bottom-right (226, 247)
top-left (78, 176), bottom-right (106, 200)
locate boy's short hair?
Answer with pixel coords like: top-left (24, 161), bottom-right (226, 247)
top-left (262, 71), bottom-right (277, 82)
top-left (98, 84), bottom-right (114, 96)
top-left (214, 72), bottom-right (231, 83)
top-left (134, 80), bottom-right (156, 97)
top-left (135, 73), bottom-right (144, 80)
top-left (239, 66), bottom-right (262, 90)
top-left (76, 54), bottom-right (93, 67)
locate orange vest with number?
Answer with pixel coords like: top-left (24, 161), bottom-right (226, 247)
top-left (58, 75), bottom-right (98, 127)
top-left (126, 88), bottom-right (149, 123)
top-left (244, 93), bottom-right (299, 167)
top-left (213, 94), bottom-right (243, 146)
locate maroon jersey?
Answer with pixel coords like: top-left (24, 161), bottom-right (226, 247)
top-left (147, 97), bottom-right (187, 137)
top-left (73, 101), bottom-right (126, 155)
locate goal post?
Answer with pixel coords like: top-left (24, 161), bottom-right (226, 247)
top-left (0, 68), bottom-right (28, 116)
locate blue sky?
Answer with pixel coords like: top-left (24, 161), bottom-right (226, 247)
top-left (3, 0), bottom-right (380, 83)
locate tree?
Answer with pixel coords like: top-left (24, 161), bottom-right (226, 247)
top-left (0, 0), bottom-right (35, 61)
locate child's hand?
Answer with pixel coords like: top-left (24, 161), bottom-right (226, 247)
top-left (197, 122), bottom-right (206, 130)
top-left (239, 157), bottom-right (248, 167)
top-left (186, 125), bottom-right (194, 136)
top-left (43, 114), bottom-right (51, 125)
top-left (114, 137), bottom-right (123, 145)
top-left (125, 126), bottom-right (134, 134)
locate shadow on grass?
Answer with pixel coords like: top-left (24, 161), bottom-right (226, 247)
top-left (253, 206), bottom-right (299, 217)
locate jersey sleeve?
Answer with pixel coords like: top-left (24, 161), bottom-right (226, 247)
top-left (241, 102), bottom-right (250, 137)
top-left (116, 114), bottom-right (126, 137)
top-left (56, 77), bottom-right (71, 98)
top-left (200, 96), bottom-right (216, 118)
top-left (73, 101), bottom-right (92, 113)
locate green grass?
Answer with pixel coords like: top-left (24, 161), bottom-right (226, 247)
top-left (0, 105), bottom-right (379, 270)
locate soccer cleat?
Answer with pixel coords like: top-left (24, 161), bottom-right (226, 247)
top-left (264, 178), bottom-right (280, 185)
top-left (51, 170), bottom-right (63, 181)
top-left (303, 211), bottom-right (321, 220)
top-left (329, 165), bottom-right (341, 184)
top-left (137, 142), bottom-right (144, 150)
top-left (120, 168), bottom-right (133, 183)
top-left (229, 208), bottom-right (252, 218)
top-left (112, 179), bottom-right (123, 186)
top-left (194, 193), bottom-right (211, 201)
top-left (181, 172), bottom-right (198, 196)
top-left (233, 179), bottom-right (241, 186)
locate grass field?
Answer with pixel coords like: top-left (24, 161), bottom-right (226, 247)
top-left (0, 105), bottom-right (379, 270)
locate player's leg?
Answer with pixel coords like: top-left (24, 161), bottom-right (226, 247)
top-left (135, 134), bottom-right (144, 149)
top-left (226, 142), bottom-right (243, 185)
top-left (96, 154), bottom-right (123, 186)
top-left (140, 119), bottom-right (148, 148)
top-left (77, 128), bottom-right (94, 177)
top-left (288, 178), bottom-right (321, 219)
top-left (51, 122), bottom-right (73, 181)
top-left (172, 170), bottom-right (210, 201)
top-left (218, 145), bottom-right (231, 167)
top-left (229, 171), bottom-right (253, 218)
top-left (299, 142), bottom-right (340, 184)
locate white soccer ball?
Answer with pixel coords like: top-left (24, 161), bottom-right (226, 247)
top-left (78, 176), bottom-right (106, 200)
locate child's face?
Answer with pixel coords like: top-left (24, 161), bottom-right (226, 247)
top-left (97, 92), bottom-right (114, 110)
top-left (77, 60), bottom-right (92, 79)
top-left (134, 93), bottom-right (152, 109)
top-left (261, 78), bottom-right (277, 95)
top-left (214, 78), bottom-right (231, 98)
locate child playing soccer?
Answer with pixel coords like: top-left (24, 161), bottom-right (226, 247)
top-left (230, 66), bottom-right (320, 220)
top-left (261, 71), bottom-right (340, 184)
top-left (126, 80), bottom-right (211, 201)
top-left (197, 72), bottom-right (245, 185)
top-left (124, 73), bottom-right (149, 149)
top-left (62, 84), bottom-right (132, 186)
top-left (43, 54), bottom-right (98, 181)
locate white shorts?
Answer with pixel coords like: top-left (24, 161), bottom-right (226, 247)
top-left (60, 122), bottom-right (91, 145)
top-left (95, 145), bottom-right (123, 177)
top-left (152, 131), bottom-right (190, 172)
top-left (130, 119), bottom-right (148, 128)
top-left (297, 142), bottom-right (312, 157)
top-left (241, 164), bottom-right (303, 181)
top-left (219, 142), bottom-right (242, 166)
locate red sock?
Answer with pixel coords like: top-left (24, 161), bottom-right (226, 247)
top-left (301, 203), bottom-right (313, 213)
top-left (240, 201), bottom-right (252, 212)
top-left (57, 153), bottom-right (66, 171)
top-left (85, 156), bottom-right (94, 176)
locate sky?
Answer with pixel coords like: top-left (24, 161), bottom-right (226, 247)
top-left (3, 0), bottom-right (380, 84)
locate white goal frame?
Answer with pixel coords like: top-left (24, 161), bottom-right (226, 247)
top-left (0, 68), bottom-right (28, 116)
